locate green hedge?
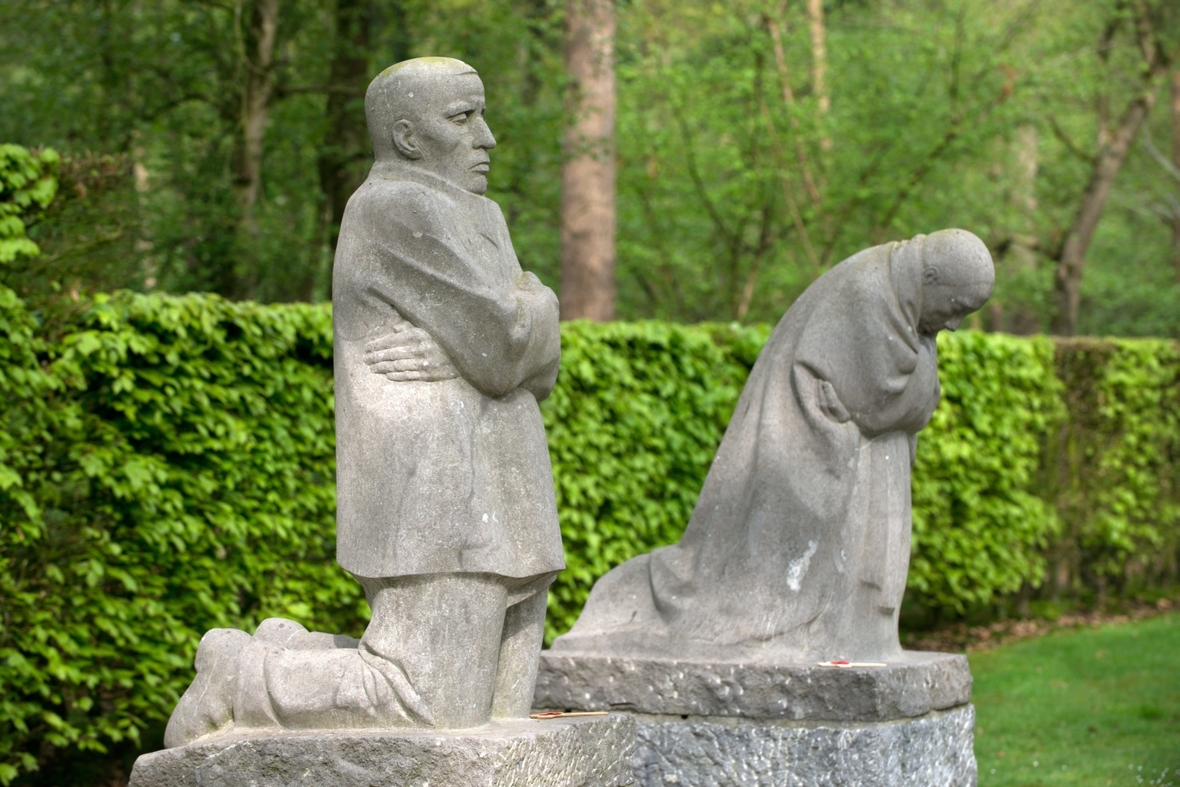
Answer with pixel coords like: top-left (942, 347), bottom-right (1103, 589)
top-left (0, 292), bottom-right (366, 784)
top-left (1, 292), bottom-right (1178, 783)
top-left (0, 145), bottom-right (58, 266)
top-left (1049, 339), bottom-right (1180, 595)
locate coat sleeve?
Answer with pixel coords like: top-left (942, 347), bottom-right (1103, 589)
top-left (359, 185), bottom-right (561, 400)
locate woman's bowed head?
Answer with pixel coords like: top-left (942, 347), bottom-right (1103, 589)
top-left (915, 229), bottom-right (995, 336)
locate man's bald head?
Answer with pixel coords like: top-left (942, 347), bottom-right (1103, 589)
top-left (366, 57), bottom-right (479, 159)
top-left (364, 57), bottom-right (497, 193)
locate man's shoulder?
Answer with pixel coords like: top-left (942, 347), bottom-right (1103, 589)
top-left (353, 176), bottom-right (457, 212)
top-left (346, 176), bottom-right (457, 234)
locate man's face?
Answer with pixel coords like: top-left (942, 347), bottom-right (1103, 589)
top-left (410, 73), bottom-right (496, 194)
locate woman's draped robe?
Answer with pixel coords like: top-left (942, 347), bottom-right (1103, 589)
top-left (553, 238), bottom-right (942, 662)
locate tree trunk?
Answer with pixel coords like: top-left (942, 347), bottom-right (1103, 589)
top-left (764, 12), bottom-right (821, 207)
top-left (1009, 124), bottom-right (1039, 274)
top-left (236, 0), bottom-right (280, 225)
top-left (997, 125), bottom-right (1043, 334)
top-left (1050, 6), bottom-right (1167, 335)
top-left (230, 0), bottom-right (280, 297)
top-left (805, 0), bottom-right (830, 151)
top-left (1171, 69), bottom-right (1180, 283)
top-left (560, 0), bottom-right (616, 321)
top-left (1051, 91), bottom-right (1158, 335)
top-left (319, 0), bottom-right (371, 253)
top-left (306, 0), bottom-right (391, 301)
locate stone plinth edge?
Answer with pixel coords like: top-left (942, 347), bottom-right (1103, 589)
top-left (630, 705), bottom-right (977, 787)
top-left (128, 714), bottom-right (636, 787)
top-left (535, 649), bottom-right (971, 722)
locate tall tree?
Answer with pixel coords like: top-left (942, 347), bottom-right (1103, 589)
top-left (317, 0), bottom-right (371, 253)
top-left (1172, 67), bottom-right (1180, 282)
top-left (230, 0), bottom-right (282, 297)
top-left (560, 0), bottom-right (616, 321)
top-left (1050, 0), bottom-right (1175, 335)
top-left (307, 0), bottom-right (406, 300)
top-left (806, 0), bottom-right (831, 152)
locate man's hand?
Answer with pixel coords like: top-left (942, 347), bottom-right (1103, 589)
top-left (363, 325), bottom-right (460, 382)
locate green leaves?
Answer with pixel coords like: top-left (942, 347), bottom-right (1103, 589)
top-left (909, 332), bottom-right (1066, 613)
top-left (0, 291), bottom-right (356, 784)
top-left (1051, 339), bottom-right (1180, 587)
top-left (0, 293), bottom-right (1176, 782)
top-left (0, 145), bottom-right (59, 265)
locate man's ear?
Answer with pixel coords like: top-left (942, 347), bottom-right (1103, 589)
top-left (922, 265), bottom-right (940, 285)
top-left (392, 120), bottom-right (420, 160)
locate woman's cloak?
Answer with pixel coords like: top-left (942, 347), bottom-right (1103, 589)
top-left (553, 236), bottom-right (943, 662)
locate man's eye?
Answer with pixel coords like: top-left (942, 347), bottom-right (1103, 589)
top-left (450, 112), bottom-right (471, 124)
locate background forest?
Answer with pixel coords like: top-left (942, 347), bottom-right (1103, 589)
top-left (3, 2), bottom-right (1180, 784)
top-left (2, 0), bottom-right (1179, 336)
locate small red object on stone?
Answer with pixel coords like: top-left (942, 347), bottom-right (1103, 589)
top-left (529, 710), bottom-right (610, 719)
top-left (816, 659), bottom-right (888, 668)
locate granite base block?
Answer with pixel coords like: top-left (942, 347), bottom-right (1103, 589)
top-left (128, 714), bottom-right (636, 787)
top-left (631, 705), bottom-right (977, 787)
top-left (534, 649), bottom-right (976, 786)
top-left (535, 650), bottom-right (972, 722)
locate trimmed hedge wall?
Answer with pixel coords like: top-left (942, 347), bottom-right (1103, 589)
top-left (0, 291), bottom-right (363, 784)
top-left (1048, 339), bottom-right (1180, 595)
top-left (1, 291), bottom-right (1178, 783)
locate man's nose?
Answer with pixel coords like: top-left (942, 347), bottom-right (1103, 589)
top-left (473, 116), bottom-right (497, 150)
top-left (946, 315), bottom-right (963, 332)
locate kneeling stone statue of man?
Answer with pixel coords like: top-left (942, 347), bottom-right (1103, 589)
top-left (165, 56), bottom-right (563, 745)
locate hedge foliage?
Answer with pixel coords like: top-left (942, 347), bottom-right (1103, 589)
top-left (0, 145), bottom-right (58, 266)
top-left (1051, 339), bottom-right (1180, 592)
top-left (908, 332), bottom-right (1065, 614)
top-left (0, 292), bottom-right (1178, 783)
top-left (0, 293), bottom-right (362, 784)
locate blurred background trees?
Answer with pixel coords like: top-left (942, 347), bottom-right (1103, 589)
top-left (1, 0), bottom-right (1178, 336)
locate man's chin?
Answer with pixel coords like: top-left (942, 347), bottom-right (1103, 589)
top-left (466, 175), bottom-right (489, 195)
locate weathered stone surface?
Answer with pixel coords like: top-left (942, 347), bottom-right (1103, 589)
top-left (165, 57), bottom-right (568, 748)
top-left (535, 649), bottom-right (971, 722)
top-left (630, 705), bottom-right (977, 787)
top-left (334, 57), bottom-right (564, 586)
top-left (131, 714), bottom-right (636, 787)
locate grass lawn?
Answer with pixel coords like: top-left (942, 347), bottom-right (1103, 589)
top-left (971, 612), bottom-right (1179, 786)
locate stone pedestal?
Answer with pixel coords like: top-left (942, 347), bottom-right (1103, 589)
top-left (534, 650), bottom-right (976, 787)
top-left (128, 714), bottom-right (636, 787)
